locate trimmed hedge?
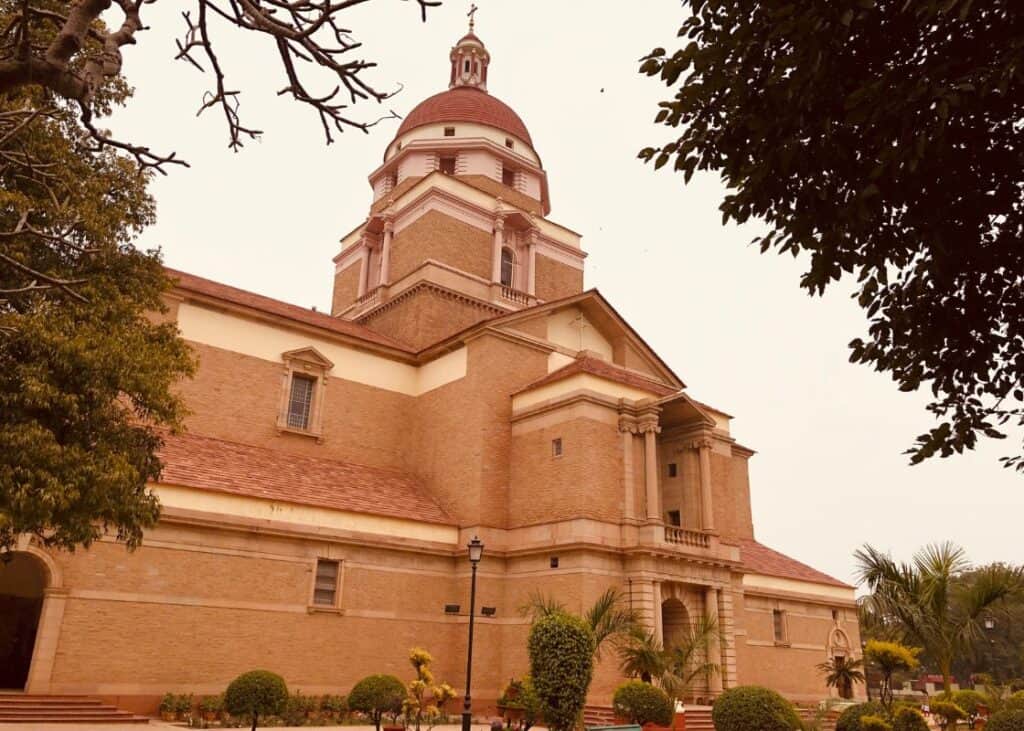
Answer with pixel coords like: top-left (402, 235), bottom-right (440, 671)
top-left (836, 702), bottom-right (887, 731)
top-left (860, 716), bottom-right (892, 731)
top-left (528, 612), bottom-right (596, 731)
top-left (987, 710), bottom-right (1024, 731)
top-left (612, 681), bottom-right (674, 727)
top-left (710, 686), bottom-right (802, 731)
top-left (348, 674), bottom-right (407, 731)
top-left (223, 670), bottom-right (288, 731)
top-left (892, 707), bottom-right (929, 731)
top-left (951, 689), bottom-right (986, 718)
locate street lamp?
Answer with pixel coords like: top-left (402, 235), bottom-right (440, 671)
top-left (462, 536), bottom-right (484, 731)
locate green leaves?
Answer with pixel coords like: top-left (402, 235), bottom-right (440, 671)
top-left (638, 0), bottom-right (1024, 470)
top-left (527, 612), bottom-right (595, 731)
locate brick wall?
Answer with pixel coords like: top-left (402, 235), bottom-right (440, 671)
top-left (712, 451), bottom-right (754, 541)
top-left (535, 255), bottom-right (583, 302)
top-left (358, 287), bottom-right (498, 350)
top-left (331, 262), bottom-right (361, 316)
top-left (390, 209), bottom-right (492, 283)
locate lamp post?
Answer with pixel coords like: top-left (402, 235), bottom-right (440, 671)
top-left (461, 536), bottom-right (484, 731)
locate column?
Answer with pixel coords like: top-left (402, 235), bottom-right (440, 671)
top-left (694, 436), bottom-right (716, 533)
top-left (526, 228), bottom-right (538, 295)
top-left (491, 214), bottom-right (505, 282)
top-left (652, 581), bottom-right (664, 646)
top-left (380, 218), bottom-right (394, 286)
top-left (357, 239), bottom-right (370, 297)
top-left (705, 586), bottom-right (724, 695)
top-left (641, 420), bottom-right (661, 521)
top-left (619, 417), bottom-right (638, 521)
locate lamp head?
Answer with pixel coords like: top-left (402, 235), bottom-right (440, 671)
top-left (468, 535), bottom-right (484, 564)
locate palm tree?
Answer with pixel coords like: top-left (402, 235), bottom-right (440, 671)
top-left (618, 615), bottom-right (721, 704)
top-left (816, 656), bottom-right (865, 699)
top-left (520, 587), bottom-right (639, 661)
top-left (855, 542), bottom-right (1023, 693)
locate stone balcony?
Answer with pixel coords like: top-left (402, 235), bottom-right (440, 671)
top-left (664, 526), bottom-right (711, 549)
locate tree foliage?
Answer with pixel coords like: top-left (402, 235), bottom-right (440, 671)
top-left (857, 542), bottom-right (1023, 692)
top-left (864, 640), bottom-right (920, 710)
top-left (223, 670), bottom-right (288, 731)
top-left (617, 614), bottom-right (721, 703)
top-left (640, 0), bottom-right (1024, 470)
top-left (988, 710), bottom-right (1024, 731)
top-left (527, 611), bottom-right (595, 731)
top-left (836, 702), bottom-right (887, 731)
top-left (892, 707), bottom-right (929, 731)
top-left (0, 0), bottom-right (441, 169)
top-left (0, 11), bottom-right (195, 553)
top-left (348, 674), bottom-right (406, 731)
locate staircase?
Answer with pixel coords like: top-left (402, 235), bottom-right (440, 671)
top-left (584, 704), bottom-right (714, 731)
top-left (0, 694), bottom-right (150, 724)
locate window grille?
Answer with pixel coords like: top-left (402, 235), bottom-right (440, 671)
top-left (773, 609), bottom-right (787, 643)
top-left (287, 374), bottom-right (316, 430)
top-left (313, 559), bottom-right (340, 606)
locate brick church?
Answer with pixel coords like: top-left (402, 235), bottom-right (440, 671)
top-left (1, 26), bottom-right (864, 715)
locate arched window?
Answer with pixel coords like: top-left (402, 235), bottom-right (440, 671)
top-left (500, 247), bottom-right (515, 287)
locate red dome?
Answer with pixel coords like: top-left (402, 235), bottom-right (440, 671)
top-left (396, 87), bottom-right (533, 146)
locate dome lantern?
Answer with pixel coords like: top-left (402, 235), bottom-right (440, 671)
top-left (449, 8), bottom-right (489, 92)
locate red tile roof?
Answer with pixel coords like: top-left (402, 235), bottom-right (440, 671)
top-left (397, 87), bottom-right (533, 146)
top-left (514, 355), bottom-right (678, 398)
top-left (167, 268), bottom-right (414, 353)
top-left (157, 432), bottom-right (454, 526)
top-left (734, 538), bottom-right (852, 588)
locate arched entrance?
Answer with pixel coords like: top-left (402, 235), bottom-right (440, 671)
top-left (826, 626), bottom-right (855, 700)
top-left (0, 553), bottom-right (47, 689)
top-left (661, 597), bottom-right (691, 650)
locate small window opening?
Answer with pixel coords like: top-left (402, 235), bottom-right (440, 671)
top-left (550, 557), bottom-right (559, 569)
top-left (773, 609), bottom-right (787, 643)
top-left (832, 609), bottom-right (839, 622)
top-left (287, 374), bottom-right (316, 430)
top-left (500, 247), bottom-right (514, 287)
top-left (502, 166), bottom-right (515, 187)
top-left (667, 510), bottom-right (681, 527)
top-left (444, 126), bottom-right (456, 137)
top-left (551, 438), bottom-right (563, 457)
top-left (440, 156), bottom-right (456, 175)
top-left (667, 463), bottom-right (678, 477)
top-left (505, 138), bottom-right (514, 149)
top-left (464, 59), bottom-right (470, 73)
top-left (313, 559), bottom-right (340, 606)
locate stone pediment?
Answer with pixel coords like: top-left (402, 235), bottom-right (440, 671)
top-left (281, 346), bottom-right (334, 371)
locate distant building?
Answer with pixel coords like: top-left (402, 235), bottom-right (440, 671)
top-left (1, 25), bottom-right (863, 714)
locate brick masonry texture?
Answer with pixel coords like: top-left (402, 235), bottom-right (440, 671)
top-left (358, 286), bottom-right (498, 350)
top-left (389, 209), bottom-right (493, 283)
top-left (535, 255), bottom-right (584, 302)
top-left (332, 263), bottom-right (361, 315)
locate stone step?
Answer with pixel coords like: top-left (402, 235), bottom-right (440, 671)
top-left (0, 694), bottom-right (148, 725)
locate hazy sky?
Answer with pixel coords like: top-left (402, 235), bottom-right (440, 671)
top-left (106, 0), bottom-right (1021, 587)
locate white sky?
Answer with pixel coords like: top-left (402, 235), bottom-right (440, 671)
top-left (106, 0), bottom-right (1021, 587)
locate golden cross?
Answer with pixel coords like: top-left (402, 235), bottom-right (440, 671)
top-left (467, 4), bottom-right (478, 32)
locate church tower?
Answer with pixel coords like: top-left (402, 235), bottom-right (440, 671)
top-left (330, 25), bottom-right (586, 350)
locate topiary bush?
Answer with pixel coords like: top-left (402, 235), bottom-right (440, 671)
top-left (348, 674), bottom-right (407, 731)
top-left (710, 686), bottom-right (802, 731)
top-left (859, 716), bottom-right (892, 731)
top-left (1007, 692), bottom-right (1024, 713)
top-left (223, 670), bottom-right (288, 731)
top-left (929, 700), bottom-right (966, 731)
top-left (892, 706), bottom-right (929, 731)
top-left (988, 710), bottom-right (1024, 731)
top-left (612, 680), bottom-right (674, 727)
top-left (528, 611), bottom-right (596, 731)
top-left (836, 701), bottom-right (887, 731)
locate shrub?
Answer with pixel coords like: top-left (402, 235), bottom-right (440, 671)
top-left (929, 700), bottom-right (966, 731)
top-left (612, 680), bottom-right (674, 726)
top-left (1007, 692), bottom-right (1024, 712)
top-left (951, 689), bottom-right (987, 720)
top-left (200, 695), bottom-right (225, 714)
top-left (710, 686), bottom-right (802, 731)
top-left (321, 694), bottom-right (347, 717)
top-left (528, 611), bottom-right (596, 731)
top-left (348, 674), bottom-right (407, 731)
top-left (836, 702), bottom-right (887, 731)
top-left (224, 670), bottom-right (288, 731)
top-left (988, 710), bottom-right (1024, 731)
top-left (892, 707), bottom-right (929, 731)
top-left (860, 716), bottom-right (892, 731)
top-left (159, 694), bottom-right (177, 715)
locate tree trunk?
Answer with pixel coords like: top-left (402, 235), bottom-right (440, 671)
top-left (940, 658), bottom-right (953, 694)
top-left (251, 709), bottom-right (258, 731)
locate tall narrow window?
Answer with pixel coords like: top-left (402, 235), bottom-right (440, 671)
top-left (500, 247), bottom-right (514, 287)
top-left (667, 463), bottom-right (678, 477)
top-left (773, 609), bottom-right (787, 643)
top-left (551, 438), bottom-right (563, 457)
top-left (502, 166), bottom-right (515, 187)
top-left (440, 156), bottom-right (456, 175)
top-left (667, 510), bottom-right (681, 527)
top-left (313, 559), bottom-right (340, 607)
top-left (287, 374), bottom-right (316, 429)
